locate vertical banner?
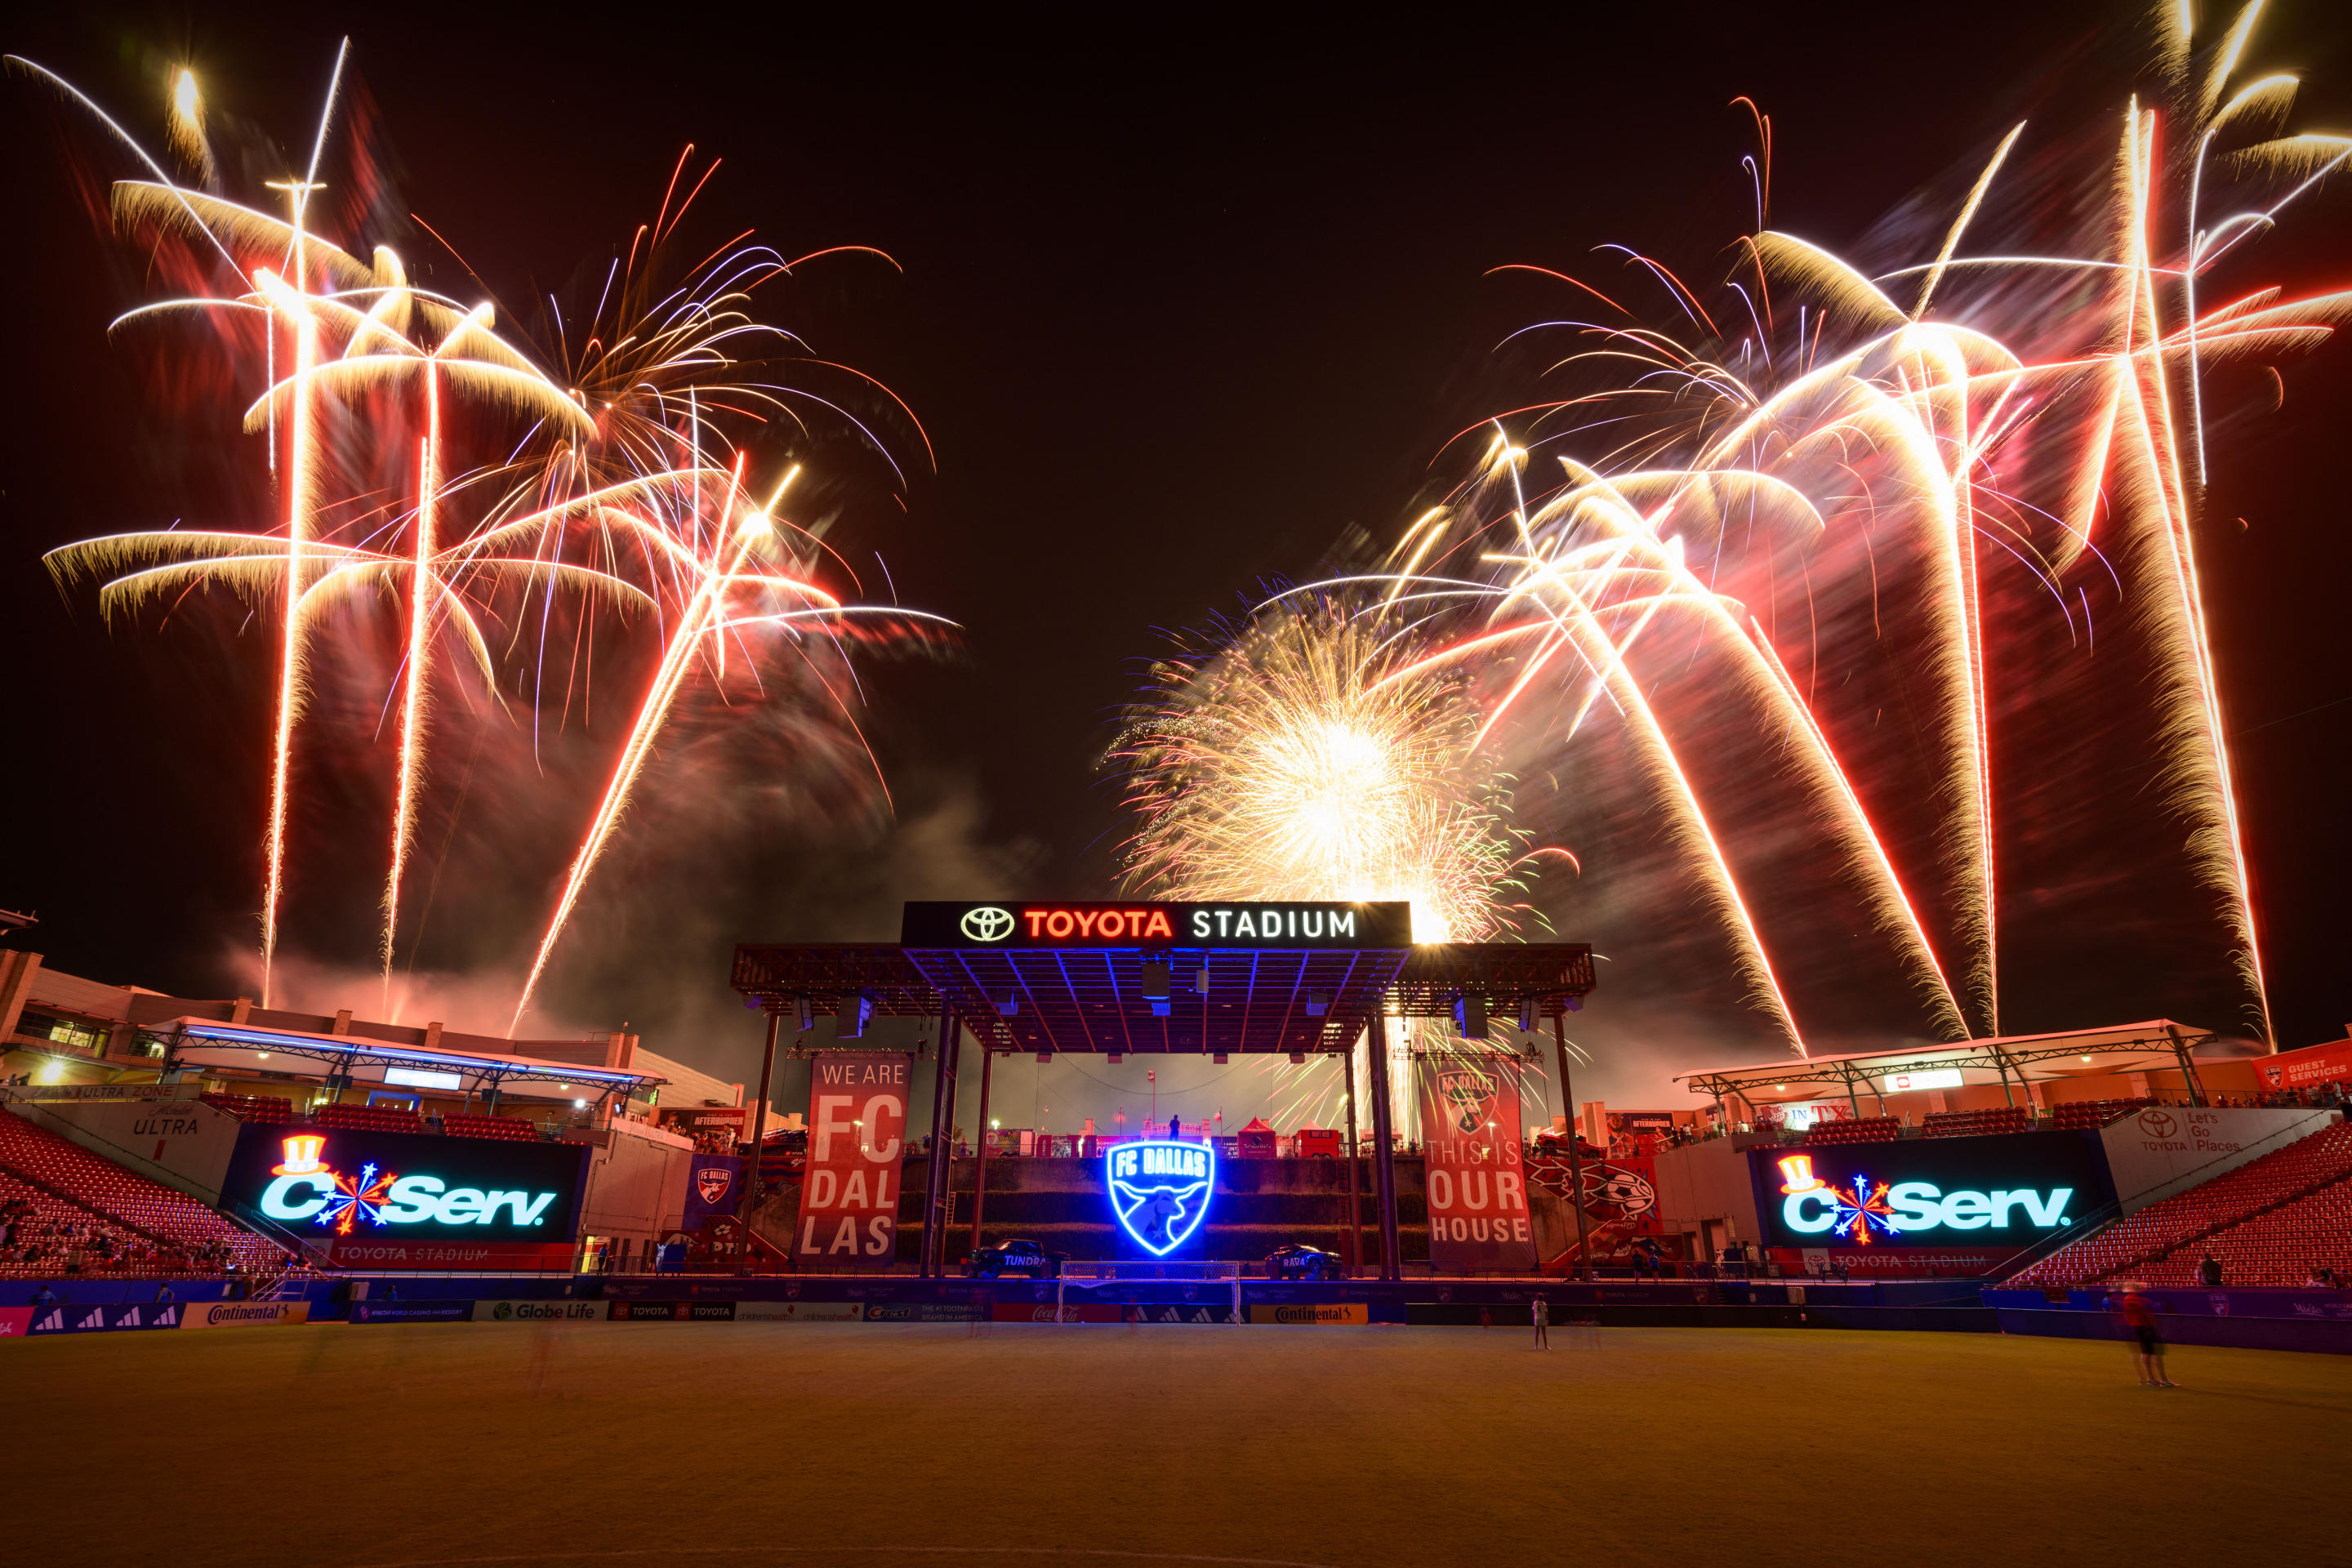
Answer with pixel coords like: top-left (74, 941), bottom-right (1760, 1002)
top-left (684, 1153), bottom-right (742, 1230)
top-left (794, 1051), bottom-right (911, 1265)
top-left (1419, 1058), bottom-right (1538, 1272)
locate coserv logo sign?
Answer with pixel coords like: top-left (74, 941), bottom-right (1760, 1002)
top-left (1775, 1153), bottom-right (2073, 1239)
top-left (257, 1134), bottom-right (562, 1232)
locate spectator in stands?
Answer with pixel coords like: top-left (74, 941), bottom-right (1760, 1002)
top-left (2198, 1252), bottom-right (2223, 1287)
top-left (2305, 1267), bottom-right (2335, 1289)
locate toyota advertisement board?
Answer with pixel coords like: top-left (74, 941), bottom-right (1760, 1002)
top-left (1748, 1130), bottom-right (2118, 1252)
top-left (220, 1123), bottom-right (590, 1268)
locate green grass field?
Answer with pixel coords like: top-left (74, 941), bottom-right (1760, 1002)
top-left (10, 1323), bottom-right (2343, 1566)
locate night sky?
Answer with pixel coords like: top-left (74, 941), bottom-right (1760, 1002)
top-left (3, 3), bottom-right (2348, 1109)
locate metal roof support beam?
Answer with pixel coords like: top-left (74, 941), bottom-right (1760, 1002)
top-left (1550, 1010), bottom-right (1592, 1282)
top-left (918, 1004), bottom-right (956, 1278)
top-left (1368, 1013), bottom-right (1401, 1282)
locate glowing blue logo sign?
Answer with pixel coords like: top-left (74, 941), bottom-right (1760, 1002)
top-left (1107, 1139), bottom-right (1214, 1256)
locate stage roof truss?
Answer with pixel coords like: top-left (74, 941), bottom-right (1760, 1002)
top-left (1675, 1022), bottom-right (2221, 1102)
top-left (730, 941), bottom-right (1595, 1055)
top-left (158, 1018), bottom-right (666, 1094)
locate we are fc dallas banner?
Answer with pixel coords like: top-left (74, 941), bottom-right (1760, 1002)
top-left (1419, 1058), bottom-right (1538, 1272)
top-left (795, 1051), bottom-right (911, 1264)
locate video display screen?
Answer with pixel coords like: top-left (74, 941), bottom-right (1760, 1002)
top-left (1748, 1130), bottom-right (2116, 1249)
top-left (220, 1123), bottom-right (590, 1242)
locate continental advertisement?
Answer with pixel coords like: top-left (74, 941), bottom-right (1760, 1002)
top-left (1248, 1303), bottom-right (1369, 1325)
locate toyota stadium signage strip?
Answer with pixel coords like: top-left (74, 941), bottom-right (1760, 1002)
top-left (902, 901), bottom-right (1415, 950)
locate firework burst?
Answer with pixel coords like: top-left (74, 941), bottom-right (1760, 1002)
top-left (17, 47), bottom-right (949, 1020)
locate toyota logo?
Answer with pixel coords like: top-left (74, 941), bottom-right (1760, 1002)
top-left (2137, 1108), bottom-right (2178, 1138)
top-left (960, 906), bottom-right (1015, 942)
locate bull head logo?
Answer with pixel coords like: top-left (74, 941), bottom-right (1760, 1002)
top-left (1437, 1067), bottom-right (1496, 1134)
top-left (1107, 1139), bottom-right (1214, 1256)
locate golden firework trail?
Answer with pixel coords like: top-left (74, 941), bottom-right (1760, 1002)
top-left (1330, 2), bottom-right (2346, 1050)
top-left (22, 47), bottom-right (948, 1022)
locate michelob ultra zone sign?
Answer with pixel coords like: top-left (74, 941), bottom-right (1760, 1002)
top-left (220, 1123), bottom-right (590, 1242)
top-left (902, 900), bottom-right (1414, 949)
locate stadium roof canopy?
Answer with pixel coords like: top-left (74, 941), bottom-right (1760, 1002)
top-left (1671, 1019), bottom-right (2247, 1107)
top-left (160, 1017), bottom-right (667, 1098)
top-left (732, 900), bottom-right (1597, 1057)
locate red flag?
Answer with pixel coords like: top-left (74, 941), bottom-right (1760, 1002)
top-left (1419, 1059), bottom-right (1538, 1273)
top-left (793, 1051), bottom-right (911, 1266)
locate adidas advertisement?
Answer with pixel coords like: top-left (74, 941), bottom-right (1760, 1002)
top-left (25, 1301), bottom-right (186, 1334)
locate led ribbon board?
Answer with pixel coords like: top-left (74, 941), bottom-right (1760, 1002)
top-left (1107, 1139), bottom-right (1214, 1256)
top-left (902, 900), bottom-right (1414, 949)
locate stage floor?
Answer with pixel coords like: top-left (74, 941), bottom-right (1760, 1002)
top-left (13, 1321), bottom-right (2346, 1566)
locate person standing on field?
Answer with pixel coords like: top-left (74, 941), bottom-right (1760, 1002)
top-left (1532, 1294), bottom-right (1550, 1349)
top-left (2114, 1284), bottom-right (2175, 1387)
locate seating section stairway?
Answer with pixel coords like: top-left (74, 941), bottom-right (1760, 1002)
top-left (0, 1111), bottom-right (286, 1275)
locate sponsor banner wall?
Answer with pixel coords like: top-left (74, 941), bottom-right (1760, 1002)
top-left (183, 1301), bottom-right (310, 1328)
top-left (683, 1154), bottom-right (743, 1230)
top-left (349, 1299), bottom-right (473, 1324)
top-left (471, 1299), bottom-right (603, 1324)
top-left (2096, 1106), bottom-right (2338, 1214)
top-left (1250, 1303), bottom-right (1370, 1325)
top-left (0, 1306), bottom-right (31, 1339)
top-left (1418, 1061), bottom-right (1538, 1273)
top-left (28, 1302), bottom-right (185, 1334)
top-left (609, 1300), bottom-right (737, 1321)
top-left (736, 1300), bottom-right (864, 1322)
top-left (793, 1052), bottom-right (911, 1265)
top-left (222, 1123), bottom-right (591, 1249)
top-left (1749, 1131), bottom-right (2118, 1250)
top-left (1775, 1246), bottom-right (2025, 1277)
top-left (328, 1239), bottom-right (577, 1271)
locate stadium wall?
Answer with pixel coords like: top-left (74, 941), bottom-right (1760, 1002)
top-left (3, 1090), bottom-right (241, 1205)
top-left (2098, 1106), bottom-right (2340, 1214)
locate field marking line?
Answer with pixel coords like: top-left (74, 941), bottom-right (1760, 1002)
top-left (350, 1549), bottom-right (1343, 1568)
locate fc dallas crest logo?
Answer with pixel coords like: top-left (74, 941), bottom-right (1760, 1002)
top-left (1437, 1067), bottom-right (1497, 1134)
top-left (696, 1166), bottom-right (734, 1205)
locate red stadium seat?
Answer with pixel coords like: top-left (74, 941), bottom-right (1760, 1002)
top-left (2009, 1120), bottom-right (2352, 1288)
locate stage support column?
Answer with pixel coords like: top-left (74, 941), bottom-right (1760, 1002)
top-left (737, 1009), bottom-right (782, 1272)
top-left (2165, 1022), bottom-right (2208, 1107)
top-left (919, 1006), bottom-right (956, 1276)
top-left (969, 1045), bottom-right (996, 1262)
top-left (1368, 1012), bottom-right (1402, 1282)
top-left (1550, 1010), bottom-right (1592, 1283)
top-left (1343, 1045), bottom-right (1362, 1276)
